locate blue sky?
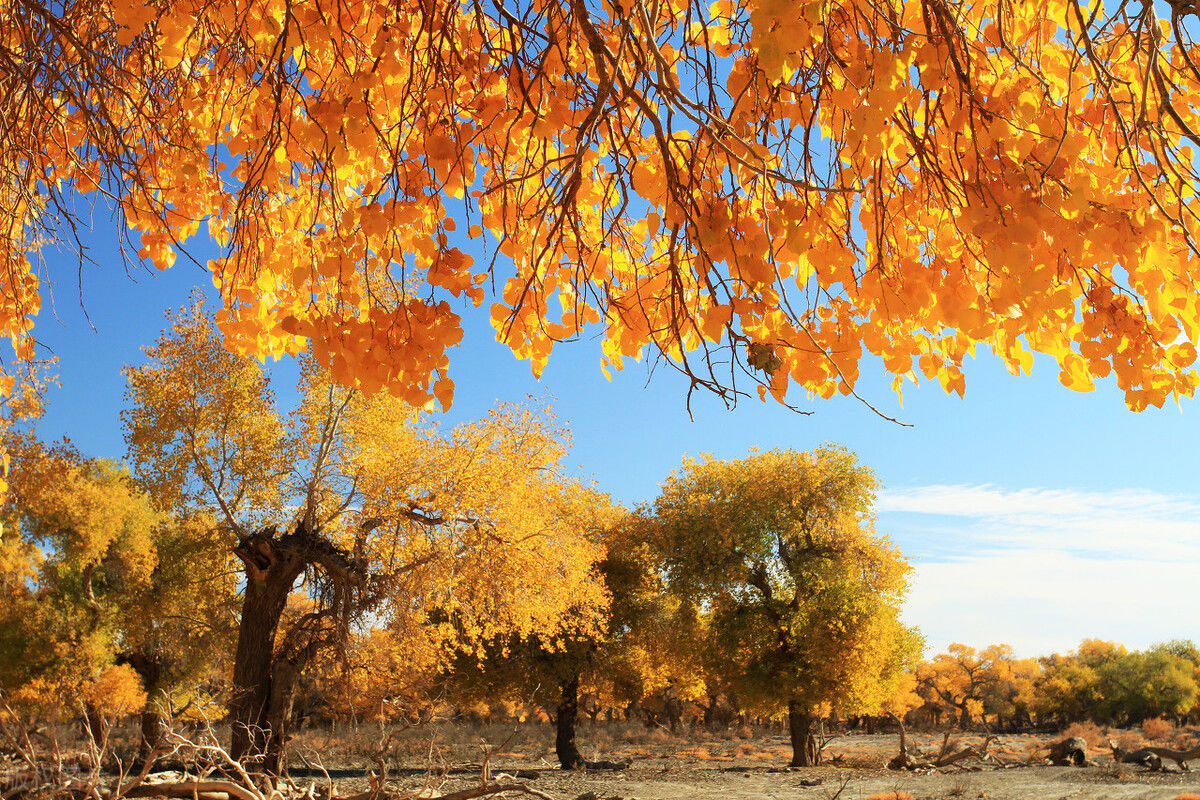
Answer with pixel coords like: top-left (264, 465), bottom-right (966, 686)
top-left (27, 221), bottom-right (1200, 659)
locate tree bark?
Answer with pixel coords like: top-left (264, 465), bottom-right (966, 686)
top-left (84, 704), bottom-right (107, 750)
top-left (140, 708), bottom-right (165, 754)
top-left (555, 677), bottom-right (583, 770)
top-left (262, 655), bottom-right (305, 775)
top-left (787, 702), bottom-right (819, 767)
top-left (122, 652), bottom-right (165, 755)
top-left (228, 532), bottom-right (305, 769)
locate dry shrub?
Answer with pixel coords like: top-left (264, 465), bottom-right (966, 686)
top-left (1112, 730), bottom-right (1142, 751)
top-left (619, 726), bottom-right (670, 745)
top-left (992, 745), bottom-right (1022, 760)
top-left (832, 744), bottom-right (883, 769)
top-left (1062, 721), bottom-right (1107, 748)
top-left (677, 746), bottom-right (733, 762)
top-left (1142, 717), bottom-right (1175, 741)
top-left (614, 746), bottom-right (652, 757)
top-left (1019, 739), bottom-right (1045, 756)
top-left (732, 743), bottom-right (758, 757)
top-left (1171, 729), bottom-right (1199, 749)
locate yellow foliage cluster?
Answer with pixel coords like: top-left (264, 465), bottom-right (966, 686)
top-left (122, 305), bottom-right (612, 736)
top-left (3, 0), bottom-right (1200, 438)
top-left (81, 664), bottom-right (148, 719)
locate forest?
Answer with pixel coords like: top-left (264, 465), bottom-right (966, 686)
top-left (1, 305), bottom-right (1199, 800)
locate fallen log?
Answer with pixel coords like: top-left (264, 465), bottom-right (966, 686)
top-left (1046, 736), bottom-right (1088, 766)
top-left (1110, 741), bottom-right (1200, 772)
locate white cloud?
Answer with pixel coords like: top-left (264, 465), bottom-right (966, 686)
top-left (879, 485), bottom-right (1200, 656)
top-left (879, 484), bottom-right (1200, 562)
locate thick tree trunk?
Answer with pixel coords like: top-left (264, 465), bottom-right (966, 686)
top-left (262, 657), bottom-right (304, 775)
top-left (228, 545), bottom-right (302, 769)
top-left (787, 702), bottom-right (819, 767)
top-left (141, 709), bottom-right (165, 754)
top-left (555, 677), bottom-right (584, 770)
top-left (123, 653), bottom-right (165, 755)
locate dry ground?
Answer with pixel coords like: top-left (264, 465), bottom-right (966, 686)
top-left (282, 723), bottom-right (1200, 800)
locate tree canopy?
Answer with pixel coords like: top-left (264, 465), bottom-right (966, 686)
top-left (3, 0), bottom-right (1200, 442)
top-left (648, 445), bottom-right (919, 765)
top-left (122, 302), bottom-right (608, 770)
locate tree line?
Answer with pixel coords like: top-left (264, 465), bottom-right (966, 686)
top-left (906, 640), bottom-right (1200, 732)
top-left (0, 305), bottom-right (1195, 777)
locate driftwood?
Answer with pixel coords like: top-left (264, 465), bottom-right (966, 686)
top-left (1110, 741), bottom-right (1200, 771)
top-left (1046, 736), bottom-right (1088, 766)
top-left (886, 717), bottom-right (996, 771)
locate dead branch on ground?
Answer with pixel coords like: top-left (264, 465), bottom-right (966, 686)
top-left (885, 715), bottom-right (998, 772)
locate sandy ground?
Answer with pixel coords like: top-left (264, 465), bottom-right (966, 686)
top-left (294, 730), bottom-right (1200, 800)
top-left (8, 725), bottom-right (1199, 799)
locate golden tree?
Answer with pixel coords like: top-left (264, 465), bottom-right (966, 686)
top-left (0, 438), bottom-right (160, 734)
top-left (915, 643), bottom-right (1041, 729)
top-left (648, 445), bottom-right (920, 766)
top-left (441, 499), bottom-right (698, 770)
top-left (123, 301), bottom-right (604, 772)
top-left (3, 0), bottom-right (1200, 429)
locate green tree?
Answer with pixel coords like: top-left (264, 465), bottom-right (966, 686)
top-left (1033, 651), bottom-right (1100, 725)
top-left (648, 446), bottom-right (919, 766)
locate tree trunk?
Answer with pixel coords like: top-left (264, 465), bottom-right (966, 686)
top-left (787, 702), bottom-right (819, 767)
top-left (141, 709), bottom-right (165, 754)
top-left (555, 676), bottom-right (584, 770)
top-left (123, 653), bottom-right (165, 756)
top-left (261, 656), bottom-right (306, 776)
top-left (84, 704), bottom-right (107, 750)
top-left (228, 546), bottom-right (302, 768)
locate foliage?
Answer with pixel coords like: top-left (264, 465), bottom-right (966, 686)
top-left (442, 499), bottom-right (697, 724)
top-left (915, 638), bottom-right (1200, 728)
top-left (915, 643), bottom-right (1040, 728)
top-left (122, 301), bottom-right (609, 762)
top-left (0, 430), bottom-right (234, 732)
top-left (648, 445), bottom-right (918, 720)
top-left (0, 438), bottom-right (158, 705)
top-left (8, 0), bottom-right (1200, 424)
top-left (81, 663), bottom-right (148, 720)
